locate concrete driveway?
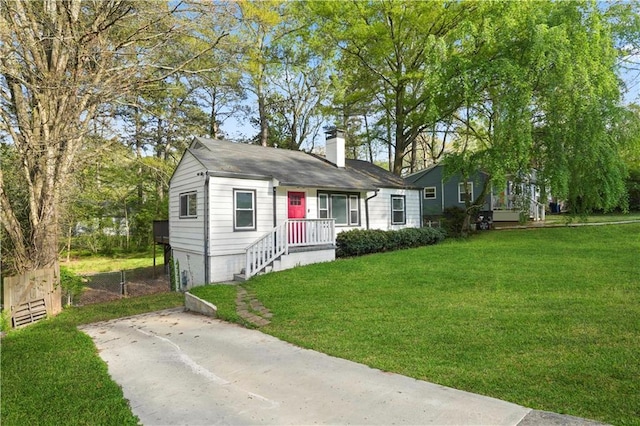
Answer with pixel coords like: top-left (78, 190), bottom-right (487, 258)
top-left (80, 308), bottom-right (603, 426)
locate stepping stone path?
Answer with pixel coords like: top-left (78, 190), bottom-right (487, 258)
top-left (235, 285), bottom-right (273, 327)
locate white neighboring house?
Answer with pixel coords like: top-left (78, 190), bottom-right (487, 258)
top-left (169, 130), bottom-right (422, 288)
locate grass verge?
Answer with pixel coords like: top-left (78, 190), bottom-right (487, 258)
top-left (227, 224), bottom-right (639, 426)
top-left (189, 285), bottom-right (243, 324)
top-left (1, 292), bottom-right (184, 426)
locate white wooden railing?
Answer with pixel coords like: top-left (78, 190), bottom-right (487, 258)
top-left (287, 219), bottom-right (335, 247)
top-left (530, 198), bottom-right (545, 221)
top-left (245, 219), bottom-right (335, 279)
top-left (493, 194), bottom-right (546, 222)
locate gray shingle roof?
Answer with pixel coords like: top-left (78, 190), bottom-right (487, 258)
top-left (188, 137), bottom-right (417, 191)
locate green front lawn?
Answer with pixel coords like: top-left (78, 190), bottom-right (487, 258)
top-left (235, 224), bottom-right (640, 425)
top-left (1, 293), bottom-right (184, 426)
top-left (3, 225), bottom-right (638, 425)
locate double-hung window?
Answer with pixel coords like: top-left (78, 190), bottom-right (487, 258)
top-left (391, 195), bottom-right (406, 225)
top-left (424, 187), bottom-right (436, 199)
top-left (318, 192), bottom-right (359, 226)
top-left (179, 192), bottom-right (197, 218)
top-left (458, 182), bottom-right (474, 203)
top-left (318, 194), bottom-right (329, 218)
top-left (234, 189), bottom-right (256, 231)
top-left (349, 195), bottom-right (359, 225)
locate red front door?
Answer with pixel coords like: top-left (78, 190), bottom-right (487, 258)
top-left (287, 192), bottom-right (306, 244)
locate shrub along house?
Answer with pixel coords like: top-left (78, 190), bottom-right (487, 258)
top-left (406, 163), bottom-right (546, 226)
top-left (169, 130), bottom-right (422, 288)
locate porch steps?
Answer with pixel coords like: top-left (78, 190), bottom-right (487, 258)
top-left (235, 259), bottom-right (282, 282)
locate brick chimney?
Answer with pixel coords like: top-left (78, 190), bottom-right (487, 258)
top-left (325, 128), bottom-right (345, 168)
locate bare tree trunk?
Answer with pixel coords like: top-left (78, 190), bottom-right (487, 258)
top-left (209, 87), bottom-right (220, 139)
top-left (392, 85), bottom-right (408, 175)
top-left (66, 224), bottom-right (73, 263)
top-left (364, 114), bottom-right (374, 163)
top-left (409, 137), bottom-right (418, 174)
top-left (258, 91), bottom-right (269, 146)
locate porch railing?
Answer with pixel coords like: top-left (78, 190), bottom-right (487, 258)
top-left (530, 198), bottom-right (545, 221)
top-left (245, 219), bottom-right (335, 279)
top-left (492, 192), bottom-right (546, 222)
top-left (287, 219), bottom-right (335, 247)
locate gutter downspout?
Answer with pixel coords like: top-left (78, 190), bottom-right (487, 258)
top-left (203, 172), bottom-right (210, 284)
top-left (272, 187), bottom-right (277, 228)
top-left (418, 187), bottom-right (423, 227)
top-left (365, 190), bottom-right (379, 230)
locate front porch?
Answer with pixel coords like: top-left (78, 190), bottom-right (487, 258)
top-left (240, 219), bottom-right (336, 280)
top-left (492, 193), bottom-right (546, 222)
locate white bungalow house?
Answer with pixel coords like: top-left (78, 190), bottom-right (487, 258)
top-left (169, 130), bottom-right (422, 288)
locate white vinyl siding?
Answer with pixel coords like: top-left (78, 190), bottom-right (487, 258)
top-left (209, 178), bottom-right (273, 256)
top-left (367, 188), bottom-right (421, 230)
top-left (171, 160), bottom-right (276, 258)
top-left (169, 152), bottom-right (205, 253)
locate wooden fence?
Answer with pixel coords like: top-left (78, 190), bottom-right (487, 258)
top-left (3, 265), bottom-right (62, 328)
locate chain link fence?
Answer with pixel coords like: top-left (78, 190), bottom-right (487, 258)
top-left (79, 265), bottom-right (170, 305)
top-left (82, 271), bottom-right (125, 295)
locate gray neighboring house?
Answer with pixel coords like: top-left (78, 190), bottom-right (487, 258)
top-left (169, 130), bottom-right (422, 288)
top-left (406, 164), bottom-right (546, 225)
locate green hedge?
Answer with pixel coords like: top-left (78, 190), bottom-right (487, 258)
top-left (336, 227), bottom-right (446, 258)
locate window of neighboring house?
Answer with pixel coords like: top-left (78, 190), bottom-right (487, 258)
top-left (179, 192), bottom-right (197, 218)
top-left (391, 195), bottom-right (406, 225)
top-left (318, 192), bottom-right (360, 226)
top-left (458, 182), bottom-right (474, 203)
top-left (424, 187), bottom-right (437, 199)
top-left (234, 189), bottom-right (256, 231)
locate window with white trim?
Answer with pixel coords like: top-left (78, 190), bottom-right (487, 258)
top-left (391, 195), bottom-right (406, 225)
top-left (349, 195), bottom-right (359, 225)
top-left (332, 194), bottom-right (348, 225)
top-left (234, 189), bottom-right (256, 230)
top-left (318, 193), bottom-right (329, 218)
top-left (458, 182), bottom-right (474, 203)
top-left (179, 192), bottom-right (197, 218)
top-left (317, 192), bottom-right (359, 226)
top-left (424, 187), bottom-right (436, 199)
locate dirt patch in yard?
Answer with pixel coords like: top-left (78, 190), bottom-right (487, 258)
top-left (77, 275), bottom-right (171, 306)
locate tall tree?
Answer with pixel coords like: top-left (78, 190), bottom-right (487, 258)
top-left (180, 0), bottom-right (246, 140)
top-left (307, 0), bottom-right (475, 174)
top-left (0, 0), bottom-right (220, 274)
top-left (236, 0), bottom-right (286, 147)
top-left (444, 0), bottom-right (630, 229)
top-left (264, 22), bottom-right (333, 151)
